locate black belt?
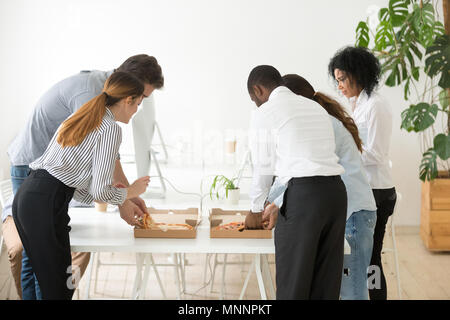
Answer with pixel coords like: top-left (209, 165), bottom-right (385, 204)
top-left (288, 175), bottom-right (341, 186)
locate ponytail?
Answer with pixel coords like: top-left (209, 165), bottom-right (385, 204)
top-left (313, 92), bottom-right (363, 152)
top-left (57, 93), bottom-right (107, 147)
top-left (57, 71), bottom-right (144, 148)
top-left (282, 74), bottom-right (363, 153)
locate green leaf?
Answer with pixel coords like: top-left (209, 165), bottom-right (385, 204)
top-left (411, 2), bottom-right (436, 47)
top-left (379, 7), bottom-right (390, 22)
top-left (389, 0), bottom-right (408, 27)
top-left (409, 42), bottom-right (423, 60)
top-left (439, 89), bottom-right (449, 110)
top-left (405, 49), bottom-right (416, 71)
top-left (425, 35), bottom-right (450, 89)
top-left (411, 66), bottom-right (420, 81)
top-left (400, 102), bottom-right (438, 132)
top-left (385, 63), bottom-right (401, 86)
top-left (375, 21), bottom-right (394, 51)
top-left (210, 174), bottom-right (238, 199)
top-left (404, 76), bottom-right (411, 100)
top-left (433, 133), bottom-right (450, 160)
top-left (420, 148), bottom-right (438, 181)
top-left (356, 21), bottom-right (370, 48)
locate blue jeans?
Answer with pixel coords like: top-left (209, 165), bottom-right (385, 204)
top-left (11, 165), bottom-right (42, 300)
top-left (340, 210), bottom-right (377, 300)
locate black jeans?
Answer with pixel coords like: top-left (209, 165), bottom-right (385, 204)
top-left (12, 169), bottom-right (75, 300)
top-left (369, 187), bottom-right (397, 300)
top-left (275, 175), bottom-right (347, 300)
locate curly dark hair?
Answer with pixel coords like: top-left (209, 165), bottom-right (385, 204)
top-left (328, 46), bottom-right (381, 97)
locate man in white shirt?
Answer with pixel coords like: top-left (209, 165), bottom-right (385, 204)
top-left (244, 65), bottom-right (348, 299)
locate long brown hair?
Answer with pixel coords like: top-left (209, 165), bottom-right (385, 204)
top-left (282, 74), bottom-right (363, 152)
top-left (57, 71), bottom-right (144, 147)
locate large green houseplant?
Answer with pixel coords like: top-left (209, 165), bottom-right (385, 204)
top-left (355, 0), bottom-right (450, 250)
top-left (355, 0), bottom-right (449, 181)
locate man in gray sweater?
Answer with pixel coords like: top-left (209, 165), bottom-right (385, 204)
top-left (3, 54), bottom-right (164, 299)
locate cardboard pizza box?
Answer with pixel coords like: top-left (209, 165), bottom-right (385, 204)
top-left (209, 208), bottom-right (272, 239)
top-left (134, 207), bottom-right (200, 238)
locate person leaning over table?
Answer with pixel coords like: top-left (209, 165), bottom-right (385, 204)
top-left (328, 46), bottom-right (397, 300)
top-left (244, 65), bottom-right (347, 300)
top-left (3, 54), bottom-right (163, 299)
top-left (12, 71), bottom-right (151, 300)
top-left (262, 74), bottom-right (378, 300)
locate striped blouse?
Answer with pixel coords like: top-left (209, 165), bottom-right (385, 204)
top-left (29, 108), bottom-right (127, 205)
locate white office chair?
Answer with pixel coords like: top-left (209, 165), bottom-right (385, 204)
top-left (0, 179), bottom-right (13, 297)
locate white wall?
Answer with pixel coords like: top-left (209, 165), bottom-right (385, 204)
top-left (1, 0), bottom-right (443, 226)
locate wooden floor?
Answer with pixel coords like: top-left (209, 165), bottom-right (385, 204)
top-left (1, 227), bottom-right (449, 300)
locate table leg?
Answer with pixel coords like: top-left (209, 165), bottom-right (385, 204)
top-left (149, 254), bottom-right (167, 299)
top-left (172, 253), bottom-right (182, 300)
top-left (131, 253), bottom-right (144, 300)
top-left (261, 254), bottom-right (275, 300)
top-left (255, 254), bottom-right (267, 300)
top-left (179, 253), bottom-right (186, 293)
top-left (139, 254), bottom-right (152, 300)
top-left (83, 251), bottom-right (95, 300)
top-left (220, 253), bottom-right (228, 300)
top-left (239, 256), bottom-right (256, 300)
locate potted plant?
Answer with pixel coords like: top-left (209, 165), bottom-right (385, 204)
top-left (355, 0), bottom-right (450, 250)
top-left (209, 175), bottom-right (240, 205)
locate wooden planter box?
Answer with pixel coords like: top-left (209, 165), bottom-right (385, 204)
top-left (420, 174), bottom-right (450, 251)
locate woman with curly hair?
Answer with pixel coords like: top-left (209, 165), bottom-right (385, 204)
top-left (328, 46), bottom-right (397, 300)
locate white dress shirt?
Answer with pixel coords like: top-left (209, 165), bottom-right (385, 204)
top-left (30, 108), bottom-right (127, 205)
top-left (267, 116), bottom-right (377, 220)
top-left (248, 86), bottom-right (344, 212)
top-left (350, 90), bottom-right (394, 189)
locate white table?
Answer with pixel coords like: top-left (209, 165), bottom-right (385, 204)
top-left (69, 206), bottom-right (277, 300)
top-left (69, 202), bottom-right (350, 300)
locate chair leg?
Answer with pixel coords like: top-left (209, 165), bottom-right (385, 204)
top-left (203, 254), bottom-right (210, 285)
top-left (390, 219), bottom-right (402, 299)
top-left (210, 254), bottom-right (219, 292)
top-left (220, 254), bottom-right (228, 300)
top-left (93, 252), bottom-right (101, 292)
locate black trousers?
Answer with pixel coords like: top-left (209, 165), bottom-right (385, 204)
top-left (12, 169), bottom-right (75, 300)
top-left (369, 187), bottom-right (397, 300)
top-left (275, 175), bottom-right (347, 300)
